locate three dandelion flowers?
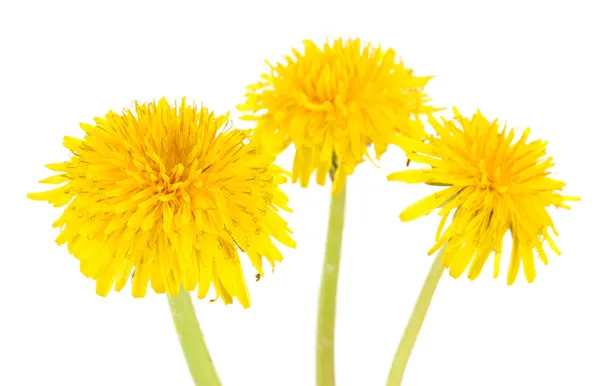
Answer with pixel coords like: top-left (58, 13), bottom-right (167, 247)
top-left (238, 37), bottom-right (435, 194)
top-left (28, 98), bottom-right (296, 307)
top-left (26, 36), bottom-right (580, 386)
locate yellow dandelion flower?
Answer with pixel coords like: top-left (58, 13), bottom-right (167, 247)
top-left (238, 38), bottom-right (435, 194)
top-left (28, 98), bottom-right (296, 308)
top-left (388, 108), bottom-right (579, 284)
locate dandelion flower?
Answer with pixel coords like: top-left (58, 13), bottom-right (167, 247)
top-left (388, 108), bottom-right (579, 284)
top-left (238, 38), bottom-right (434, 194)
top-left (28, 98), bottom-right (296, 307)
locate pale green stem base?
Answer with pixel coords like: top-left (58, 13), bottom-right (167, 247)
top-left (316, 184), bottom-right (348, 386)
top-left (386, 247), bottom-right (446, 386)
top-left (168, 290), bottom-right (222, 386)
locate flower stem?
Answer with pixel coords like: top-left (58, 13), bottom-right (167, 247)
top-left (386, 246), bottom-right (445, 386)
top-left (316, 183), bottom-right (348, 386)
top-left (168, 290), bottom-right (222, 386)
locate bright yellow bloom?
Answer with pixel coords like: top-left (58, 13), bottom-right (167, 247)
top-left (238, 38), bottom-right (434, 194)
top-left (388, 109), bottom-right (579, 284)
top-left (28, 98), bottom-right (296, 307)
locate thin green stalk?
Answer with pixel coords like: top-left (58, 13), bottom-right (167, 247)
top-left (316, 183), bottom-right (348, 386)
top-left (168, 290), bottom-right (222, 386)
top-left (386, 246), bottom-right (446, 386)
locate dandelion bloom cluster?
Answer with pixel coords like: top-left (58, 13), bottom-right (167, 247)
top-left (28, 98), bottom-right (296, 307)
top-left (238, 38), bottom-right (434, 194)
top-left (388, 109), bottom-right (578, 284)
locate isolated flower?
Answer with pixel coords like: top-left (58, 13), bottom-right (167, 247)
top-left (238, 38), bottom-right (434, 194)
top-left (28, 98), bottom-right (296, 307)
top-left (388, 108), bottom-right (578, 284)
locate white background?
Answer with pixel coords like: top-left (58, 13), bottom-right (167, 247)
top-left (1, 1), bottom-right (598, 385)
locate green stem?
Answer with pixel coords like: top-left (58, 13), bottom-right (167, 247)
top-left (316, 183), bottom-right (348, 386)
top-left (386, 246), bottom-right (446, 386)
top-left (168, 290), bottom-right (222, 386)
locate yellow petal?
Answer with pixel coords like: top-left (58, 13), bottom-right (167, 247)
top-left (400, 187), bottom-right (459, 222)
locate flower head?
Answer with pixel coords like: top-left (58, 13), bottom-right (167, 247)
top-left (388, 108), bottom-right (578, 284)
top-left (28, 98), bottom-right (296, 307)
top-left (238, 38), bottom-right (434, 194)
